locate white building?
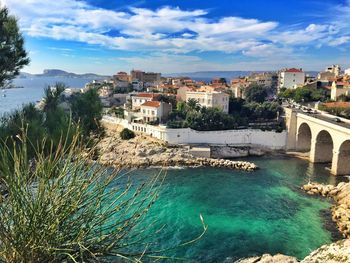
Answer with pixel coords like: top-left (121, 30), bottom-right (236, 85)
top-left (185, 90), bottom-right (230, 113)
top-left (345, 68), bottom-right (350, 76)
top-left (131, 93), bottom-right (160, 110)
top-left (278, 68), bottom-right (305, 90)
top-left (140, 101), bottom-right (172, 123)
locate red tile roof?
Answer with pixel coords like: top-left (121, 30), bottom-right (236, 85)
top-left (134, 93), bottom-right (160, 98)
top-left (141, 101), bottom-right (161, 107)
top-left (284, 68), bottom-right (303, 73)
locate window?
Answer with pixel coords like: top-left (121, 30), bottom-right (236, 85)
top-left (152, 111), bottom-right (155, 115)
top-left (143, 109), bottom-right (146, 113)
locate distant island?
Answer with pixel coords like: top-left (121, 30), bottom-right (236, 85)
top-left (19, 69), bottom-right (110, 79)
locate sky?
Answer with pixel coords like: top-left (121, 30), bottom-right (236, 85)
top-left (2, 0), bottom-right (350, 75)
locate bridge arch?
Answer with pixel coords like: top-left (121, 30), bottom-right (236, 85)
top-left (297, 123), bottom-right (312, 152)
top-left (311, 130), bottom-right (334, 163)
top-left (333, 140), bottom-right (350, 175)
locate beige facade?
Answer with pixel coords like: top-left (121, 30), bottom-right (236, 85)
top-left (186, 91), bottom-right (229, 113)
top-left (330, 81), bottom-right (350, 101)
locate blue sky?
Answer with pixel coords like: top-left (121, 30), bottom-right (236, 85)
top-left (3, 0), bottom-right (350, 74)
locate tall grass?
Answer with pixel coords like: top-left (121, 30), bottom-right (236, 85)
top-left (0, 131), bottom-right (206, 262)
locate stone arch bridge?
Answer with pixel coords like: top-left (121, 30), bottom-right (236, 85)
top-left (285, 108), bottom-right (350, 175)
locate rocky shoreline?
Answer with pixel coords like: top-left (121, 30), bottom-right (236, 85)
top-left (302, 181), bottom-right (350, 238)
top-left (98, 123), bottom-right (258, 172)
top-left (236, 181), bottom-right (350, 263)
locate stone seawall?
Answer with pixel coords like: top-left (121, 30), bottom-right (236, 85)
top-left (210, 146), bottom-right (265, 159)
top-left (99, 122), bottom-right (258, 172)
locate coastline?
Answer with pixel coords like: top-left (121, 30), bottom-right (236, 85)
top-left (98, 122), bottom-right (258, 172)
top-left (100, 122), bottom-right (350, 262)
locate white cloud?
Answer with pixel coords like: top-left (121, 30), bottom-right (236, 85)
top-left (4, 0), bottom-right (350, 73)
top-left (329, 36), bottom-right (350, 46)
top-left (2, 0), bottom-right (279, 54)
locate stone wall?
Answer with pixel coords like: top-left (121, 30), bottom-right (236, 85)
top-left (102, 116), bottom-right (287, 150)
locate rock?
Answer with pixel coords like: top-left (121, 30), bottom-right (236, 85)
top-left (236, 254), bottom-right (299, 263)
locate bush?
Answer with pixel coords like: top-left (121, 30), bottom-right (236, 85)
top-left (120, 128), bottom-right (135, 140)
top-left (0, 131), bottom-right (164, 262)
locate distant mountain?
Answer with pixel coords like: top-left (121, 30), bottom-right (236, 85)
top-left (19, 69), bottom-right (109, 79)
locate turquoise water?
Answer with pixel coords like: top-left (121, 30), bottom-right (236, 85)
top-left (122, 156), bottom-right (344, 262)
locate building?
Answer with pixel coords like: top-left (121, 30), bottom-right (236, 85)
top-left (131, 80), bottom-right (143, 91)
top-left (177, 86), bottom-right (194, 101)
top-left (143, 72), bottom-right (161, 83)
top-left (345, 68), bottom-right (350, 76)
top-left (186, 90), bottom-right (230, 113)
top-left (231, 77), bottom-right (250, 98)
top-left (278, 68), bottom-right (305, 90)
top-left (330, 81), bottom-right (350, 101)
top-left (131, 70), bottom-right (144, 81)
top-left (131, 93), bottom-right (160, 110)
top-left (140, 101), bottom-right (172, 123)
top-left (248, 72), bottom-right (279, 90)
top-left (326, 64), bottom-right (341, 76)
top-left (114, 71), bottom-right (131, 82)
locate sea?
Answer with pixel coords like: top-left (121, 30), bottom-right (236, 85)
top-left (0, 76), bottom-right (98, 116)
top-left (125, 157), bottom-right (343, 262)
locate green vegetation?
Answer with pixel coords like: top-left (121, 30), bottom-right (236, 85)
top-left (0, 7), bottom-right (30, 88)
top-left (155, 94), bottom-right (177, 108)
top-left (279, 87), bottom-right (328, 103)
top-left (319, 104), bottom-right (350, 119)
top-left (167, 97), bottom-right (283, 131)
top-left (244, 84), bottom-right (269, 103)
top-left (71, 88), bottom-right (104, 137)
top-left (0, 83), bottom-right (104, 158)
top-left (120, 128), bottom-right (136, 140)
top-left (0, 131), bottom-right (207, 262)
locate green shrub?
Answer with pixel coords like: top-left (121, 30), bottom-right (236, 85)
top-left (120, 128), bottom-right (135, 140)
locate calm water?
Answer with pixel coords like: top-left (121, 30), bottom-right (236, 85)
top-left (122, 156), bottom-right (344, 262)
top-left (0, 77), bottom-right (98, 115)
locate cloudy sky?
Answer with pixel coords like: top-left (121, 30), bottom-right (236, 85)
top-left (2, 0), bottom-right (350, 74)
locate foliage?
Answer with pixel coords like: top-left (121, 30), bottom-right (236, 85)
top-left (120, 128), bottom-right (135, 140)
top-left (110, 107), bottom-right (124, 118)
top-left (155, 94), bottom-right (177, 108)
top-left (113, 85), bottom-right (134, 94)
top-left (244, 84), bottom-right (269, 103)
top-left (43, 83), bottom-right (66, 112)
top-left (71, 88), bottom-right (104, 137)
top-left (337, 94), bottom-right (350, 102)
top-left (319, 104), bottom-right (350, 119)
top-left (185, 107), bottom-right (236, 131)
top-left (0, 7), bottom-right (30, 88)
top-left (279, 87), bottom-right (328, 102)
top-left (0, 131), bottom-right (207, 262)
top-left (242, 102), bottom-right (283, 121)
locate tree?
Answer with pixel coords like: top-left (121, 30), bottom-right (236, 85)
top-left (120, 128), bottom-right (135, 140)
top-left (71, 88), bottom-right (103, 137)
top-left (244, 84), bottom-right (268, 103)
top-left (187, 98), bottom-right (201, 111)
top-left (0, 7), bottom-right (29, 88)
top-left (42, 83), bottom-right (66, 113)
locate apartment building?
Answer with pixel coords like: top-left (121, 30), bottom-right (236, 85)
top-left (186, 90), bottom-right (230, 113)
top-left (278, 68), bottom-right (305, 90)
